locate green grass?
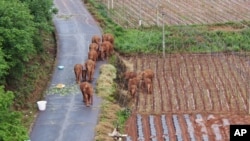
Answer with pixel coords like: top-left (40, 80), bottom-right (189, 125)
top-left (114, 23), bottom-right (250, 54)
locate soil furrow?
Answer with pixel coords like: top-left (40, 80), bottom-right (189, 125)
top-left (211, 54), bottom-right (239, 113)
top-left (200, 55), bottom-right (219, 111)
top-left (156, 58), bottom-right (164, 113)
top-left (169, 55), bottom-right (180, 112)
top-left (163, 57), bottom-right (173, 112)
top-left (180, 54), bottom-right (196, 111)
top-left (206, 54), bottom-right (231, 112)
top-left (166, 114), bottom-right (177, 141)
top-left (126, 114), bottom-right (138, 141)
top-left (175, 54), bottom-right (188, 112)
top-left (208, 55), bottom-right (229, 112)
top-left (189, 55), bottom-right (207, 111)
top-left (230, 54), bottom-right (249, 99)
top-left (142, 115), bottom-right (152, 141)
top-left (222, 55), bottom-right (247, 113)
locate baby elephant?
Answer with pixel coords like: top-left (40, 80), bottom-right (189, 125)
top-left (128, 77), bottom-right (140, 98)
top-left (80, 82), bottom-right (93, 107)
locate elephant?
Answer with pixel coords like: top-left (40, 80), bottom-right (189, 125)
top-left (128, 77), bottom-right (140, 96)
top-left (91, 35), bottom-right (101, 48)
top-left (123, 71), bottom-right (137, 81)
top-left (142, 77), bottom-right (153, 94)
top-left (88, 49), bottom-right (98, 62)
top-left (74, 64), bottom-right (83, 84)
top-left (105, 41), bottom-right (114, 56)
top-left (84, 59), bottom-right (95, 82)
top-left (89, 43), bottom-right (99, 52)
top-left (128, 84), bottom-right (137, 98)
top-left (140, 69), bottom-right (154, 81)
top-left (102, 33), bottom-right (114, 45)
top-left (99, 41), bottom-right (109, 60)
top-left (123, 71), bottom-right (137, 88)
top-left (80, 81), bottom-right (93, 107)
top-left (99, 41), bottom-right (113, 60)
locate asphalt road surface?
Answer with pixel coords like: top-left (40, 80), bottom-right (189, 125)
top-left (30, 0), bottom-right (104, 140)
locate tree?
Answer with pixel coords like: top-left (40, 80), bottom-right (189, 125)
top-left (0, 0), bottom-right (36, 83)
top-left (19, 0), bottom-right (58, 31)
top-left (0, 86), bottom-right (28, 141)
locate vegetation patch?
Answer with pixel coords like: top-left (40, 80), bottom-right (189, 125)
top-left (45, 84), bottom-right (79, 96)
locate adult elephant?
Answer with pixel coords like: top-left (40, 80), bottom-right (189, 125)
top-left (88, 49), bottom-right (98, 62)
top-left (91, 35), bottom-right (101, 48)
top-left (74, 64), bottom-right (83, 84)
top-left (89, 43), bottom-right (99, 52)
top-left (123, 71), bottom-right (137, 88)
top-left (99, 41), bottom-right (113, 60)
top-left (74, 64), bottom-right (87, 83)
top-left (124, 71), bottom-right (137, 81)
top-left (140, 69), bottom-right (154, 81)
top-left (84, 59), bottom-right (95, 82)
top-left (102, 33), bottom-right (114, 45)
top-left (99, 41), bottom-right (109, 60)
top-left (80, 81), bottom-right (93, 107)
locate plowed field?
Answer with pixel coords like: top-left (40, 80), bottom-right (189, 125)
top-left (101, 0), bottom-right (250, 27)
top-left (122, 53), bottom-right (250, 141)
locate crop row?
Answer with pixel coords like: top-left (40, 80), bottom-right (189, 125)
top-left (99, 0), bottom-right (250, 27)
top-left (126, 113), bottom-right (235, 141)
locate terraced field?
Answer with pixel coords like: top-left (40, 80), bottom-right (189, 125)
top-left (100, 0), bottom-right (250, 27)
top-left (120, 53), bottom-right (250, 141)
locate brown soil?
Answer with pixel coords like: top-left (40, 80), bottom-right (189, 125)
top-left (121, 53), bottom-right (250, 141)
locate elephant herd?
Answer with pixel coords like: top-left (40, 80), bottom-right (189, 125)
top-left (124, 69), bottom-right (154, 98)
top-left (74, 33), bottom-right (114, 106)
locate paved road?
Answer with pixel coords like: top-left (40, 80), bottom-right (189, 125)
top-left (30, 0), bottom-right (104, 140)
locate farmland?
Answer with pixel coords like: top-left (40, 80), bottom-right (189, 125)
top-left (120, 53), bottom-right (250, 140)
top-left (100, 0), bottom-right (250, 27)
top-left (127, 53), bottom-right (249, 114)
top-left (92, 1), bottom-right (250, 141)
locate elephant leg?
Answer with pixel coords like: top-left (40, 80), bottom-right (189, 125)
top-left (77, 73), bottom-right (81, 84)
top-left (78, 71), bottom-right (82, 84)
top-left (90, 95), bottom-right (93, 105)
top-left (87, 71), bottom-right (91, 82)
top-left (86, 94), bottom-right (90, 107)
top-left (91, 70), bottom-right (94, 81)
top-left (84, 93), bottom-right (88, 105)
top-left (75, 72), bottom-right (78, 83)
top-left (81, 91), bottom-right (85, 102)
top-left (147, 84), bottom-right (150, 94)
top-left (82, 70), bottom-right (86, 81)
